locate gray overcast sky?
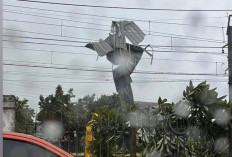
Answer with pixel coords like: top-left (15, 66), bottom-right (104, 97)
top-left (3, 0), bottom-right (232, 111)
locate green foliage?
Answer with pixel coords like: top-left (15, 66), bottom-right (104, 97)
top-left (139, 81), bottom-right (231, 157)
top-left (157, 97), bottom-right (174, 115)
top-left (75, 93), bottom-right (120, 124)
top-left (15, 97), bottom-right (35, 134)
top-left (88, 107), bottom-right (129, 157)
top-left (38, 85), bottom-right (78, 126)
top-left (36, 81), bottom-right (231, 156)
top-left (183, 81), bottom-right (230, 140)
top-left (94, 93), bottom-right (120, 109)
top-left (76, 94), bottom-right (95, 120)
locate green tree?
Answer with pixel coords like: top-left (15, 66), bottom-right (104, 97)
top-left (75, 93), bottom-right (120, 125)
top-left (15, 97), bottom-right (35, 134)
top-left (140, 81), bottom-right (231, 157)
top-left (94, 93), bottom-right (120, 109)
top-left (76, 94), bottom-right (96, 123)
top-left (38, 85), bottom-right (78, 126)
top-left (37, 85), bottom-right (80, 153)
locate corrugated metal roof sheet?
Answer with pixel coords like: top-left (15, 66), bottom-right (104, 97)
top-left (86, 20), bottom-right (146, 57)
top-left (91, 39), bottom-right (113, 56)
top-left (121, 21), bottom-right (146, 45)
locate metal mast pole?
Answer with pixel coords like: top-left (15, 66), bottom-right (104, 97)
top-left (0, 0), bottom-right (3, 156)
top-left (227, 15), bottom-right (232, 157)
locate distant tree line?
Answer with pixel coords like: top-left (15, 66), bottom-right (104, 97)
top-left (14, 85), bottom-right (121, 153)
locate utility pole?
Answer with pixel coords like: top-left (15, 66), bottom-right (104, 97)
top-left (227, 14), bottom-right (232, 157)
top-left (0, 0), bottom-right (3, 156)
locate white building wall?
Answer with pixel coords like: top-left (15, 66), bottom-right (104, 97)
top-left (3, 109), bottom-right (15, 132)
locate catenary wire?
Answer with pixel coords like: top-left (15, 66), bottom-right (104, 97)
top-left (3, 28), bottom-right (225, 47)
top-left (3, 40), bottom-right (226, 56)
top-left (4, 70), bottom-right (228, 82)
top-left (15, 0), bottom-right (232, 12)
top-left (3, 62), bottom-right (226, 76)
top-left (3, 13), bottom-right (225, 43)
top-left (3, 54), bottom-right (225, 65)
top-left (3, 79), bottom-right (227, 83)
top-left (3, 34), bottom-right (225, 49)
top-left (4, 28), bottom-right (97, 41)
top-left (4, 9), bottom-right (227, 29)
top-left (4, 4), bottom-right (228, 21)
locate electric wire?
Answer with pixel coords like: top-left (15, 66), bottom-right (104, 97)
top-left (3, 41), bottom-right (226, 56)
top-left (3, 34), bottom-right (89, 43)
top-left (3, 39), bottom-right (85, 48)
top-left (4, 28), bottom-right (224, 47)
top-left (4, 28), bottom-right (97, 41)
top-left (4, 9), bottom-right (226, 29)
top-left (3, 12), bottom-right (225, 43)
top-left (4, 71), bottom-right (227, 82)
top-left (3, 62), bottom-right (226, 76)
top-left (4, 4), bottom-right (228, 21)
top-left (3, 34), bottom-right (225, 49)
top-left (15, 0), bottom-right (232, 12)
top-left (3, 79), bottom-right (227, 84)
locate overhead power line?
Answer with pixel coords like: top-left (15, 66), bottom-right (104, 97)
top-left (3, 45), bottom-right (226, 58)
top-left (4, 70), bottom-right (112, 80)
top-left (4, 25), bottom-right (225, 47)
top-left (3, 63), bottom-right (226, 76)
top-left (4, 9), bottom-right (226, 29)
top-left (3, 34), bottom-right (224, 49)
top-left (3, 58), bottom-right (225, 70)
top-left (4, 72), bottom-right (109, 81)
top-left (16, 0), bottom-right (232, 12)
top-left (3, 79), bottom-right (227, 84)
top-left (5, 70), bottom-right (225, 81)
top-left (3, 19), bottom-right (110, 32)
top-left (3, 29), bottom-right (226, 52)
top-left (4, 28), bottom-right (97, 41)
top-left (4, 28), bottom-right (219, 47)
top-left (3, 32), bottom-right (226, 56)
top-left (4, 70), bottom-right (227, 83)
top-left (3, 40), bottom-right (226, 56)
top-left (4, 70), bottom-right (112, 77)
top-left (3, 39), bottom-right (85, 48)
top-left (3, 46), bottom-right (94, 55)
top-left (3, 18), bottom-right (224, 43)
top-left (3, 49), bottom-right (225, 64)
top-left (2, 18), bottom-right (217, 43)
top-left (4, 10), bottom-right (110, 27)
top-left (3, 9), bottom-right (226, 42)
top-left (150, 47), bottom-right (226, 56)
top-left (147, 45), bottom-right (223, 49)
top-left (4, 4), bottom-right (228, 21)
top-left (3, 34), bottom-right (89, 43)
